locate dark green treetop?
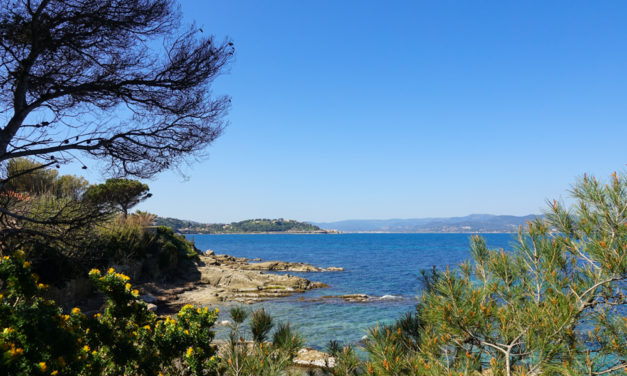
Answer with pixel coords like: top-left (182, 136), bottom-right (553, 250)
top-left (85, 178), bottom-right (151, 217)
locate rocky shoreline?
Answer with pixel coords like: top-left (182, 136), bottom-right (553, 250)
top-left (138, 250), bottom-right (343, 312)
top-left (132, 251), bottom-right (397, 372)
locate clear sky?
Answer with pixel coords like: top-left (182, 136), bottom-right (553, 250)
top-left (121, 1), bottom-right (627, 223)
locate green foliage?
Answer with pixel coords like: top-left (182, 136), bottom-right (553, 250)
top-left (155, 226), bottom-right (199, 260)
top-left (93, 224), bottom-right (198, 278)
top-left (250, 308), bottom-right (274, 344)
top-left (0, 251), bottom-right (219, 375)
top-left (272, 323), bottom-right (304, 358)
top-left (153, 217), bottom-right (204, 232)
top-left (229, 306), bottom-right (248, 325)
top-left (2, 158), bottom-right (88, 199)
top-left (327, 342), bottom-right (363, 376)
top-left (0, 160), bottom-right (102, 273)
top-left (53, 175), bottom-right (90, 201)
top-left (330, 173), bottom-right (627, 376)
top-left (230, 218), bottom-right (321, 233)
top-left (1, 162), bottom-right (174, 287)
top-left (84, 179), bottom-right (151, 217)
top-left (0, 191), bottom-right (104, 282)
top-left (93, 221), bottom-right (147, 263)
top-left (4, 158), bottom-right (57, 194)
top-left (364, 325), bottom-right (416, 375)
top-left (2, 161), bottom-right (195, 290)
top-left (127, 211), bottom-right (156, 227)
top-left (219, 306), bottom-right (302, 376)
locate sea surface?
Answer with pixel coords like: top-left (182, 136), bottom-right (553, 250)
top-left (187, 233), bottom-right (516, 349)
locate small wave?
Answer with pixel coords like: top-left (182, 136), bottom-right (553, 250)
top-left (379, 294), bottom-right (402, 300)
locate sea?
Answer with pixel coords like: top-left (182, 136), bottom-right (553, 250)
top-left (187, 233), bottom-right (516, 350)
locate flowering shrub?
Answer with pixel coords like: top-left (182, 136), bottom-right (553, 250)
top-left (0, 251), bottom-right (219, 375)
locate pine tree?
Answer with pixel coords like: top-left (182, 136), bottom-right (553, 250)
top-left (351, 173), bottom-right (626, 375)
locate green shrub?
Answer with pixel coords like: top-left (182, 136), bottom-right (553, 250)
top-left (155, 226), bottom-right (199, 259)
top-left (229, 306), bottom-right (248, 326)
top-left (250, 308), bottom-right (273, 344)
top-left (327, 342), bottom-right (362, 376)
top-left (158, 241), bottom-right (179, 270)
top-left (272, 323), bottom-right (303, 358)
top-left (95, 221), bottom-right (147, 262)
top-left (91, 223), bottom-right (198, 278)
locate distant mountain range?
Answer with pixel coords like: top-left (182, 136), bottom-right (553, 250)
top-left (311, 214), bottom-right (542, 233)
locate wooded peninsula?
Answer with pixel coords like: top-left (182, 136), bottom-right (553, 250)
top-left (154, 217), bottom-right (334, 234)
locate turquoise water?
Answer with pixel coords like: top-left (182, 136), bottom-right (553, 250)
top-left (188, 233), bottom-right (516, 349)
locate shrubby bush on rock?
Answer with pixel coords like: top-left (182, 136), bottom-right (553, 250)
top-left (218, 306), bottom-right (304, 376)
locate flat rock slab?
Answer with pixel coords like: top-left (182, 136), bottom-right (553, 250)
top-left (138, 253), bottom-right (338, 311)
top-left (298, 294), bottom-right (404, 303)
top-left (241, 261), bottom-right (344, 272)
top-left (204, 253), bottom-right (343, 272)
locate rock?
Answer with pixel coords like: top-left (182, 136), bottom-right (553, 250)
top-left (197, 254), bottom-right (341, 273)
top-left (239, 260), bottom-right (343, 272)
top-left (293, 348), bottom-right (335, 368)
top-left (338, 294), bottom-right (369, 302)
top-left (299, 293), bottom-right (401, 303)
top-left (242, 261), bottom-right (320, 272)
top-left (217, 320), bottom-right (232, 326)
top-left (152, 265), bottom-right (329, 308)
top-left (136, 252), bottom-right (341, 309)
top-left (146, 303), bottom-right (158, 312)
top-left (309, 281), bottom-right (330, 289)
top-left (215, 254), bottom-right (244, 262)
top-left (325, 266), bottom-right (344, 271)
top-left (140, 294), bottom-right (156, 303)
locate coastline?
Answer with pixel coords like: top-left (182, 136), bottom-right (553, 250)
top-left (183, 231), bottom-right (518, 235)
top-left (183, 231), bottom-right (339, 235)
top-left (137, 251), bottom-right (343, 312)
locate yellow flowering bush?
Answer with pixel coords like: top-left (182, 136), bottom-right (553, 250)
top-left (1, 252), bottom-right (219, 375)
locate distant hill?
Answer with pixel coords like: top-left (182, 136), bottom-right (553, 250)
top-left (311, 214), bottom-right (542, 233)
top-left (156, 214), bottom-right (543, 234)
top-left (154, 217), bottom-right (329, 234)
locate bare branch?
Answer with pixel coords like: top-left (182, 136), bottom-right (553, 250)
top-left (0, 0), bottom-right (233, 176)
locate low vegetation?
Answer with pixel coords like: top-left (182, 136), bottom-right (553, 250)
top-left (1, 159), bottom-right (199, 293)
top-left (1, 252), bottom-right (219, 375)
top-left (1, 160), bottom-right (308, 375)
top-left (218, 307), bottom-right (304, 376)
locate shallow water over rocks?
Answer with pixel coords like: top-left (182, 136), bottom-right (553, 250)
top-left (189, 233), bottom-right (515, 348)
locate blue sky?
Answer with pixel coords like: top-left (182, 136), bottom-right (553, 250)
top-left (121, 1), bottom-right (627, 223)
